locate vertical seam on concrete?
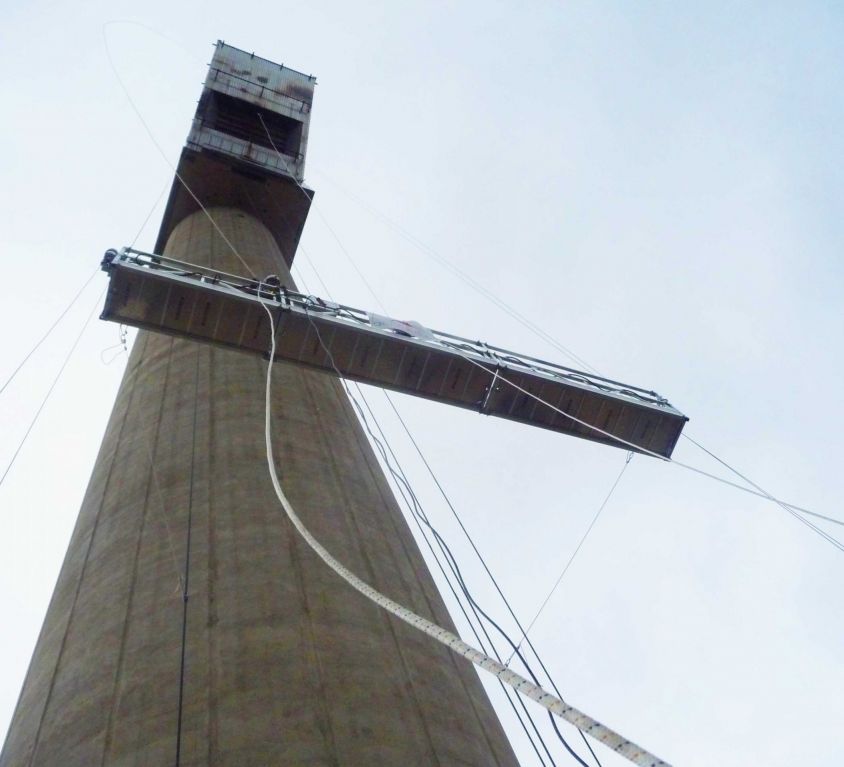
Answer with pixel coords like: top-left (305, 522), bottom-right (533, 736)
top-left (98, 336), bottom-right (177, 766)
top-left (206, 345), bottom-right (220, 766)
top-left (186, 206), bottom-right (198, 266)
top-left (189, 343), bottom-right (212, 765)
top-left (284, 516), bottom-right (342, 766)
top-left (331, 383), bottom-right (486, 755)
top-left (325, 378), bottom-right (510, 766)
top-left (330, 382), bottom-right (450, 618)
top-left (298, 371), bottom-right (442, 766)
top-left (26, 330), bottom-right (151, 767)
top-left (0, 354), bottom-right (135, 766)
top-left (193, 345), bottom-right (211, 765)
top-left (206, 207), bottom-right (215, 272)
top-left (175, 342), bottom-right (202, 766)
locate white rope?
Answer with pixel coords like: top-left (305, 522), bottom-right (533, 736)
top-left (259, 302), bottom-right (670, 767)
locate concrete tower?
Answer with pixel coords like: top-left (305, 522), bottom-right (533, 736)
top-left (1, 42), bottom-right (520, 766)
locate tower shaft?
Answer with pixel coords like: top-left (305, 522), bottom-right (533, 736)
top-left (1, 209), bottom-right (519, 766)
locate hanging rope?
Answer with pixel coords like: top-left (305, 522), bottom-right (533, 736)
top-left (0, 289), bottom-right (105, 490)
top-left (289, 256), bottom-right (562, 766)
top-left (507, 453), bottom-right (633, 666)
top-left (0, 269), bottom-right (99, 396)
top-left (259, 300), bottom-right (670, 767)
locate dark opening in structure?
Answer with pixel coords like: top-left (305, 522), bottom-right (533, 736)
top-left (202, 91), bottom-right (303, 157)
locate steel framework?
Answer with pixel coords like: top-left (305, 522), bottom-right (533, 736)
top-left (101, 247), bottom-right (688, 458)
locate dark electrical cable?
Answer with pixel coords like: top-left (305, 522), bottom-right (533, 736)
top-left (292, 264), bottom-right (556, 765)
top-left (578, 730), bottom-right (603, 767)
top-left (351, 383), bottom-right (558, 767)
top-left (0, 289), bottom-right (105, 491)
top-left (289, 267), bottom-right (559, 764)
top-left (300, 302), bottom-right (588, 766)
top-left (290, 243), bottom-right (587, 763)
top-left (283, 287), bottom-right (560, 765)
top-left (379, 391), bottom-right (603, 767)
top-left (255, 120), bottom-right (600, 763)
top-left (175, 344), bottom-right (201, 766)
top-left (282, 269), bottom-right (553, 764)
top-left (295, 279), bottom-right (557, 763)
top-left (263, 304), bottom-right (664, 765)
top-left (355, 384), bottom-right (561, 766)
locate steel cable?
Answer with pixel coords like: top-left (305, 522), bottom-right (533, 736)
top-left (0, 269), bottom-right (98, 396)
top-left (451, 349), bottom-right (844, 554)
top-left (0, 289), bottom-right (105, 490)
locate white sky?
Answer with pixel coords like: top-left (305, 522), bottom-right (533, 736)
top-left (1, 3), bottom-right (843, 765)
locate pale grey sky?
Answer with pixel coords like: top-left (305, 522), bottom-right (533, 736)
top-left (1, 3), bottom-right (842, 765)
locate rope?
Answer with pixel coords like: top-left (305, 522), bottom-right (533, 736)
top-left (130, 179), bottom-right (171, 249)
top-left (0, 288), bottom-right (105, 490)
top-left (507, 453), bottom-right (633, 666)
top-left (0, 268), bottom-right (99, 396)
top-left (293, 248), bottom-right (582, 763)
top-left (450, 349), bottom-right (844, 554)
top-left (259, 300), bottom-right (670, 767)
top-left (276, 268), bottom-right (559, 765)
top-left (378, 390), bottom-right (601, 766)
top-left (257, 143), bottom-right (596, 763)
top-left (258, 112), bottom-right (841, 547)
top-left (351, 382), bottom-right (560, 766)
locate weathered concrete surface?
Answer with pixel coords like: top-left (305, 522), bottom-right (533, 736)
top-left (1, 209), bottom-right (520, 766)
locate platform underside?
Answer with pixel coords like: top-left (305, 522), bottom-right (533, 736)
top-left (101, 252), bottom-right (687, 458)
top-left (154, 149), bottom-right (313, 266)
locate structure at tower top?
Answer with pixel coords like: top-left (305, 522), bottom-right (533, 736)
top-left (154, 40), bottom-right (315, 265)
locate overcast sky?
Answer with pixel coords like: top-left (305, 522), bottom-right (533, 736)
top-left (1, 3), bottom-right (843, 765)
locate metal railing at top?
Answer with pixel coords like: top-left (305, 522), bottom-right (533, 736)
top-left (214, 41), bottom-right (317, 83)
top-left (101, 247), bottom-right (676, 411)
top-left (208, 67), bottom-right (312, 113)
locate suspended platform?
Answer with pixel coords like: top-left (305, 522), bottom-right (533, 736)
top-left (100, 248), bottom-right (688, 458)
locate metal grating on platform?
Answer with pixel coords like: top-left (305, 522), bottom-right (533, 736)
top-left (100, 247), bottom-right (688, 458)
